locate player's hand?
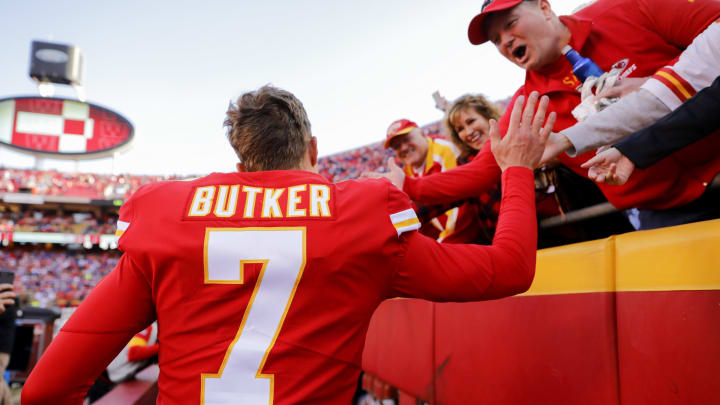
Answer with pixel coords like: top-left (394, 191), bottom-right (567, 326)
top-left (540, 132), bottom-right (571, 166)
top-left (489, 91), bottom-right (556, 171)
top-left (581, 147), bottom-right (635, 185)
top-left (0, 284), bottom-right (15, 314)
top-left (361, 159), bottom-right (405, 189)
top-left (595, 76), bottom-right (649, 99)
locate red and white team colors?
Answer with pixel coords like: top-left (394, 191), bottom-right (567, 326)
top-left (642, 20), bottom-right (720, 111)
top-left (22, 168), bottom-right (536, 405)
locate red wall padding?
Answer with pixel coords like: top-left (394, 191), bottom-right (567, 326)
top-left (433, 295), bottom-right (619, 405)
top-left (363, 299), bottom-right (436, 402)
top-left (616, 290), bottom-right (720, 404)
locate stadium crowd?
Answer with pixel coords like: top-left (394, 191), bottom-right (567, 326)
top-left (0, 248), bottom-right (119, 308)
top-left (317, 144), bottom-right (393, 183)
top-left (1, 152), bottom-right (392, 196)
top-left (0, 210), bottom-right (116, 235)
top-left (0, 168), bottom-right (190, 200)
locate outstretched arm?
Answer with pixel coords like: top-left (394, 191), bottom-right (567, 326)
top-left (582, 75), bottom-right (720, 185)
top-left (392, 93), bottom-right (556, 301)
top-left (401, 143), bottom-right (502, 205)
top-left (616, 75), bottom-right (720, 169)
top-left (542, 20), bottom-right (720, 164)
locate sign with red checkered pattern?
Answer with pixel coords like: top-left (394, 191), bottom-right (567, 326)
top-left (0, 96), bottom-right (133, 158)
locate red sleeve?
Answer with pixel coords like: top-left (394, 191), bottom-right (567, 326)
top-left (391, 167), bottom-right (537, 301)
top-left (22, 255), bottom-right (155, 405)
top-left (401, 143), bottom-right (501, 205)
top-left (128, 343), bottom-right (159, 362)
top-left (637, 0), bottom-right (720, 50)
top-left (401, 88), bottom-right (523, 206)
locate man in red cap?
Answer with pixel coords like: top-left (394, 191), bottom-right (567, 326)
top-left (385, 119), bottom-right (483, 243)
top-left (375, 0), bottom-right (720, 230)
top-left (384, 119), bottom-right (439, 174)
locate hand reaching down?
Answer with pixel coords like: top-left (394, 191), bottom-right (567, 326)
top-left (581, 147), bottom-right (635, 185)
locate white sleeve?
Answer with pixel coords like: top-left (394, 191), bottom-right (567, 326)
top-left (561, 88), bottom-right (670, 156)
top-left (641, 21), bottom-right (720, 111)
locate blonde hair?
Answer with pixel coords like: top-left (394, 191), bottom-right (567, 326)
top-left (444, 94), bottom-right (501, 155)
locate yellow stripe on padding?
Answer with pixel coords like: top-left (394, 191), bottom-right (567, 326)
top-left (521, 238), bottom-right (615, 296)
top-left (519, 219), bottom-right (720, 296)
top-left (656, 71), bottom-right (692, 100)
top-left (615, 219), bottom-right (720, 292)
top-left (115, 230), bottom-right (125, 237)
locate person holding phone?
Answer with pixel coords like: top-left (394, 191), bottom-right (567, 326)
top-left (0, 271), bottom-right (16, 315)
top-left (0, 271), bottom-right (15, 404)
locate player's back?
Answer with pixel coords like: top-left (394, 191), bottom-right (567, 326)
top-left (118, 170), bottom-right (414, 404)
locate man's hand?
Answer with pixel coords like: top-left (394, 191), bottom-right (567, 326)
top-left (432, 91), bottom-right (450, 112)
top-left (0, 285), bottom-right (15, 315)
top-left (540, 132), bottom-right (572, 165)
top-left (581, 147), bottom-right (635, 185)
top-left (362, 159), bottom-right (406, 189)
top-left (489, 92), bottom-right (556, 171)
top-left (595, 76), bottom-right (650, 99)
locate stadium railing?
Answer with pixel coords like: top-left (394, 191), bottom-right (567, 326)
top-left (362, 218), bottom-right (720, 404)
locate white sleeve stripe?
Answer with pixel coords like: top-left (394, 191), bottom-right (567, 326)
top-left (640, 22), bottom-right (720, 111)
top-left (117, 220), bottom-right (130, 231)
top-left (390, 209), bottom-right (417, 224)
top-left (433, 138), bottom-right (454, 148)
top-left (642, 79), bottom-right (683, 111)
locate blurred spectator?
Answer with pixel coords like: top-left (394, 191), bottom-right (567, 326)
top-left (0, 283), bottom-right (15, 315)
top-left (0, 282), bottom-right (16, 404)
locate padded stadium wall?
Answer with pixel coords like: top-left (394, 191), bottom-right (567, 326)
top-left (362, 219), bottom-right (720, 404)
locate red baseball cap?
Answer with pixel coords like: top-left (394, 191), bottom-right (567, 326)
top-left (467, 0), bottom-right (524, 45)
top-left (384, 119), bottom-right (418, 149)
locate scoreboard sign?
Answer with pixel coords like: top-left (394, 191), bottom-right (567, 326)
top-left (0, 96), bottom-right (133, 158)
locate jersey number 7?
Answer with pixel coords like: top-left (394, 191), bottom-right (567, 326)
top-left (201, 227), bottom-right (307, 405)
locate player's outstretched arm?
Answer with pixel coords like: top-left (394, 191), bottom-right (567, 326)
top-left (392, 92), bottom-right (555, 301)
top-left (22, 255), bottom-right (155, 405)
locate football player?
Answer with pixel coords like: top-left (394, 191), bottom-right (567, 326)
top-left (22, 87), bottom-right (554, 404)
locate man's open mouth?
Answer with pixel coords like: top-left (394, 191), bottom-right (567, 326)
top-left (513, 45), bottom-right (527, 61)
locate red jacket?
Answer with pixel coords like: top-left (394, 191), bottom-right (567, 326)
top-left (404, 0), bottom-right (720, 210)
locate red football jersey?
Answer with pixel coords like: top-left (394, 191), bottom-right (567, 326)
top-left (22, 168), bottom-right (536, 405)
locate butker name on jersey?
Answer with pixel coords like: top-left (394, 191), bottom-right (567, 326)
top-left (185, 183), bottom-right (334, 220)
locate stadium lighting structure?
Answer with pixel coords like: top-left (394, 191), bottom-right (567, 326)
top-left (29, 40), bottom-right (85, 101)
